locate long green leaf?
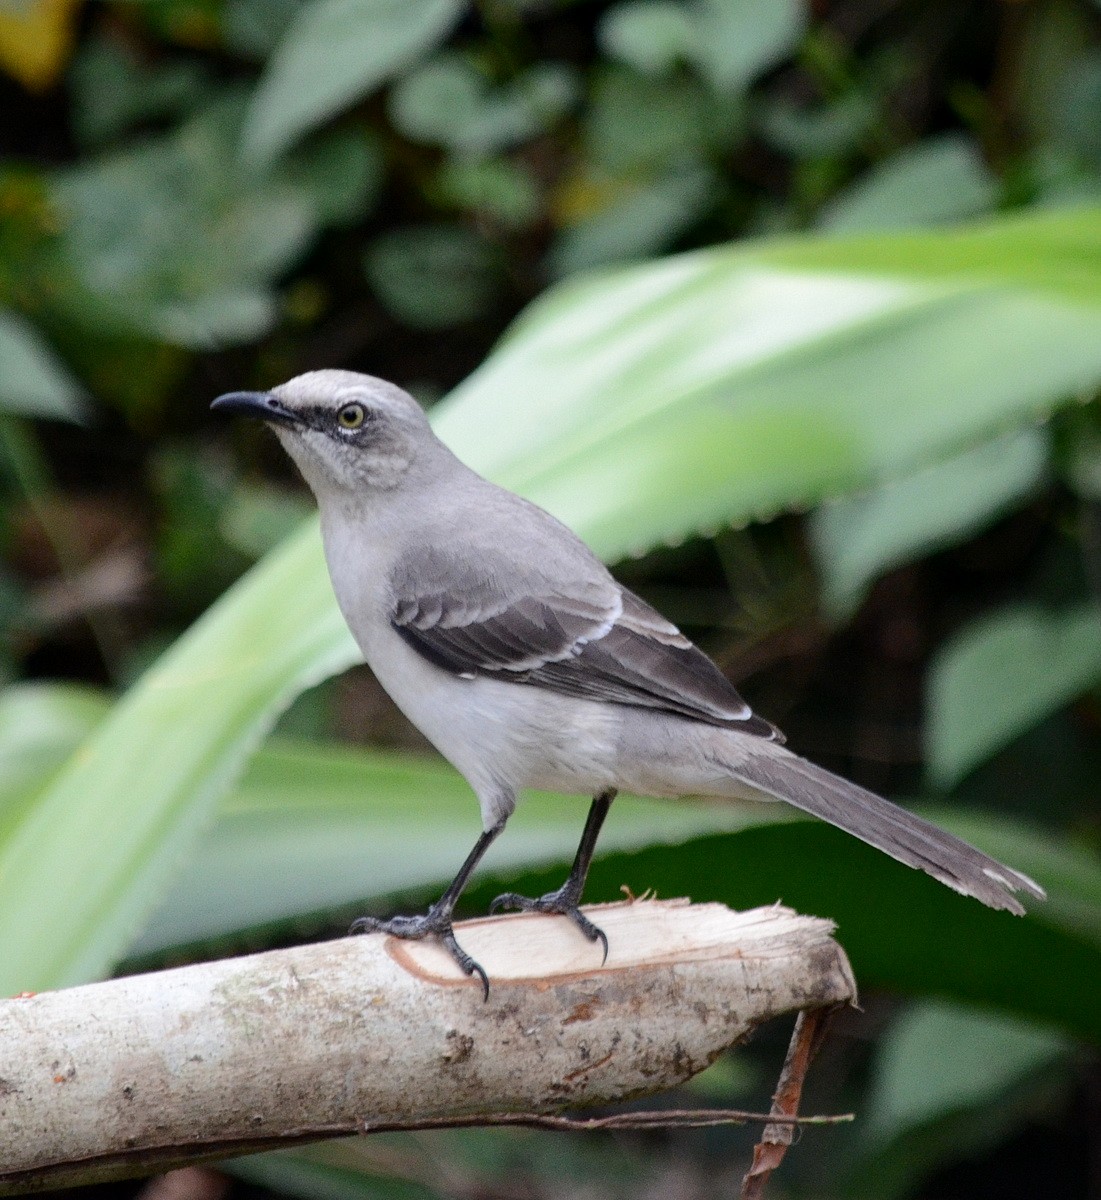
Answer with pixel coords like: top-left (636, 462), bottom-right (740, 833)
top-left (123, 745), bottom-right (1101, 1044)
top-left (437, 210), bottom-right (1101, 559)
top-left (865, 1000), bottom-right (1070, 1142)
top-left (0, 310), bottom-right (86, 420)
top-left (464, 820), bottom-right (1101, 1042)
top-left (8, 209), bottom-right (1101, 995)
top-left (241, 0), bottom-right (463, 166)
top-left (129, 738), bottom-right (783, 954)
top-left (927, 603), bottom-right (1101, 789)
top-left (10, 683), bottom-right (1097, 1040)
top-left (0, 527), bottom-right (358, 993)
top-left (809, 428), bottom-right (1049, 621)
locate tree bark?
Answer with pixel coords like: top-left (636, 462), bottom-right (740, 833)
top-left (0, 900), bottom-right (855, 1192)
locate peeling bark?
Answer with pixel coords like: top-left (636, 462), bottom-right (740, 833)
top-left (0, 900), bottom-right (855, 1192)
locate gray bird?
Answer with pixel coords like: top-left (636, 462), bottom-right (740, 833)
top-left (213, 369), bottom-right (1045, 994)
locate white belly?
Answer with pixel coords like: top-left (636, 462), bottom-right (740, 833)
top-left (365, 622), bottom-right (622, 824)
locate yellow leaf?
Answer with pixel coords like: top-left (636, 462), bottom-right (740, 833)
top-left (0, 0), bottom-right (82, 92)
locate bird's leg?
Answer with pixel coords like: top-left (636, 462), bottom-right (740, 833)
top-left (490, 789), bottom-right (616, 960)
top-left (350, 817), bottom-right (507, 999)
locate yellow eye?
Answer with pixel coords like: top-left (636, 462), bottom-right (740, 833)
top-left (337, 403), bottom-right (365, 429)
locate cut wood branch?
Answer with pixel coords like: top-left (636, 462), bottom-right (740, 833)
top-left (0, 900), bottom-right (855, 1193)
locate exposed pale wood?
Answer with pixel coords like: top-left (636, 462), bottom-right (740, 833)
top-left (0, 901), bottom-right (855, 1193)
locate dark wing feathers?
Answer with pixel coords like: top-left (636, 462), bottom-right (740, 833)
top-left (390, 550), bottom-right (782, 740)
top-left (395, 592), bottom-right (608, 675)
top-left (535, 622), bottom-right (783, 739)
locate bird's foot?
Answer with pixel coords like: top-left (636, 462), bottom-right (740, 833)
top-left (489, 886), bottom-right (609, 963)
top-left (350, 906), bottom-right (489, 1000)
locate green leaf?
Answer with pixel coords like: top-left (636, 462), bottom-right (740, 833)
top-left (548, 166), bottom-right (714, 277)
top-left (927, 604), bottom-right (1101, 790)
top-left (69, 35), bottom-right (210, 150)
top-left (223, 0), bottom-right (306, 60)
top-left (0, 310), bottom-right (85, 420)
top-left (844, 1000), bottom-right (1074, 1197)
top-left (692, 0), bottom-right (806, 92)
top-left (122, 738), bottom-right (1101, 1041)
top-left (13, 208), bottom-right (1101, 995)
top-left (809, 428), bottom-right (1049, 621)
top-left (363, 225), bottom-right (500, 329)
top-left (389, 55), bottom-right (577, 157)
top-left (437, 158), bottom-right (541, 230)
top-left (240, 0), bottom-right (462, 167)
top-left (757, 89), bottom-right (878, 159)
top-left (130, 738), bottom-right (779, 954)
top-left (439, 208), bottom-right (1101, 560)
top-left (466, 816), bottom-right (1101, 1042)
top-left (820, 134), bottom-right (999, 233)
top-left (0, 683), bottom-right (108, 840)
top-left (0, 524), bottom-right (359, 995)
top-left (583, 68), bottom-right (726, 172)
top-left (866, 1000), bottom-right (1070, 1140)
top-left (51, 95), bottom-right (380, 348)
top-left (597, 2), bottom-right (698, 76)
top-left (16, 682), bottom-right (1098, 1042)
top-left (1051, 49), bottom-right (1101, 162)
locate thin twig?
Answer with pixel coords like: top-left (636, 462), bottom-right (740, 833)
top-left (361, 1107), bottom-right (855, 1135)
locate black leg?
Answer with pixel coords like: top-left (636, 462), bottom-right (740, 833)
top-left (490, 789), bottom-right (616, 960)
top-left (350, 817), bottom-right (507, 999)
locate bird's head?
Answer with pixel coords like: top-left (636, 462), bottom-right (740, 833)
top-left (212, 370), bottom-right (436, 498)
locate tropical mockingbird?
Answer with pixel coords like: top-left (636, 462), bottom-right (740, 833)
top-left (213, 370), bottom-right (1044, 994)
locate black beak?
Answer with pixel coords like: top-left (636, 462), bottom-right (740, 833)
top-left (210, 391), bottom-right (301, 427)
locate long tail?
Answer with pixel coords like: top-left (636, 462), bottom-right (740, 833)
top-left (725, 741), bottom-right (1045, 914)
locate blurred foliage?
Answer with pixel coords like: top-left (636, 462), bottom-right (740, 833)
top-left (2, 1), bottom-right (1101, 1198)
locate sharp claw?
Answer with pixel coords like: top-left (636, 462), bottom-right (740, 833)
top-left (350, 910), bottom-right (490, 996)
top-left (489, 887), bottom-right (609, 962)
top-left (442, 931), bottom-right (490, 1000)
top-left (473, 961), bottom-right (490, 1002)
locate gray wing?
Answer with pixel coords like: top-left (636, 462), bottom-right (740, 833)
top-left (390, 546), bottom-right (782, 740)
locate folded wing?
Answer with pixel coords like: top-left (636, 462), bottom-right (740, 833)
top-left (390, 547), bottom-right (781, 740)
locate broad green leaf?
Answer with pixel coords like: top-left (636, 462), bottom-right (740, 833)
top-left (0, 525), bottom-right (359, 995)
top-left (389, 55), bottom-right (577, 157)
top-left (363, 225), bottom-right (500, 329)
top-left (15, 681), bottom-right (1097, 1041)
top-left (12, 208), bottom-right (1101, 995)
top-left (240, 0), bottom-right (462, 167)
top-left (129, 738), bottom-right (782, 953)
top-left (51, 95), bottom-right (380, 348)
top-left (548, 166), bottom-right (714, 277)
top-left (597, 2), bottom-right (699, 76)
top-left (927, 604), bottom-right (1101, 789)
top-left (0, 683), bottom-right (108, 839)
top-left (866, 1001), bottom-right (1071, 1142)
top-left (467, 817), bottom-right (1101, 1042)
top-left (131, 738), bottom-right (1101, 1042)
top-left (809, 428), bottom-right (1049, 621)
top-left (0, 310), bottom-right (85, 420)
top-left (439, 210), bottom-right (1101, 560)
top-left (437, 158), bottom-right (541, 230)
top-left (819, 134), bottom-right (998, 233)
top-left (692, 0), bottom-right (806, 93)
top-left (844, 999), bottom-right (1074, 1197)
top-left (582, 67), bottom-right (727, 174)
top-left (144, 809), bottom-right (1101, 1040)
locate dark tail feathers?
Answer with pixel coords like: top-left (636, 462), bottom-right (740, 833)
top-left (728, 743), bottom-right (1045, 914)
